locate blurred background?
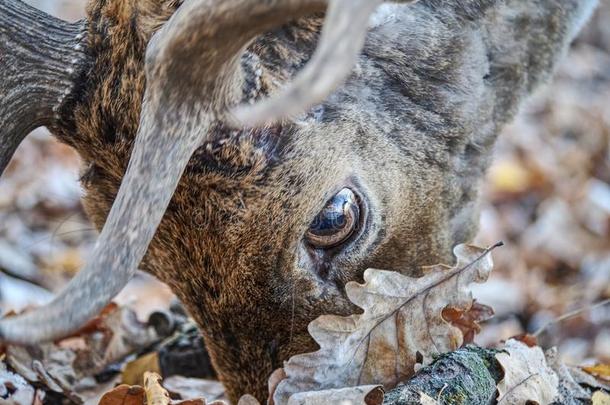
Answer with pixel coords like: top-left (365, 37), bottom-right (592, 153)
top-left (1, 0), bottom-right (609, 370)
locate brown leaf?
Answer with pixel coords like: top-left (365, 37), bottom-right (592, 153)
top-left (6, 303), bottom-right (159, 403)
top-left (267, 369), bottom-right (287, 405)
top-left (583, 364), bottom-right (610, 382)
top-left (98, 384), bottom-right (145, 405)
top-left (272, 244), bottom-right (498, 404)
top-left (442, 300), bottom-right (494, 344)
top-left (60, 302), bottom-right (119, 341)
top-left (122, 352), bottom-right (161, 386)
top-left (511, 333), bottom-right (538, 348)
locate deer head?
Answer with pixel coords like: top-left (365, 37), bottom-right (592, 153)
top-left (0, 0), bottom-right (598, 401)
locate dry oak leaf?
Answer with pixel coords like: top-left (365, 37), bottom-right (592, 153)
top-left (583, 364), bottom-right (610, 382)
top-left (592, 391), bottom-right (610, 405)
top-left (272, 244), bottom-right (497, 405)
top-left (495, 339), bottom-right (559, 405)
top-left (98, 384), bottom-right (145, 405)
top-left (245, 386), bottom-right (384, 405)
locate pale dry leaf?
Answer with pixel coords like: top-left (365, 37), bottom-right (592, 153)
top-left (0, 361), bottom-right (36, 405)
top-left (238, 394), bottom-right (261, 405)
top-left (419, 393), bottom-right (439, 405)
top-left (273, 244), bottom-right (497, 404)
top-left (163, 376), bottom-right (227, 403)
top-left (144, 372), bottom-right (171, 405)
top-left (496, 339), bottom-right (559, 405)
top-left (592, 391), bottom-right (610, 405)
top-left (286, 385), bottom-right (384, 405)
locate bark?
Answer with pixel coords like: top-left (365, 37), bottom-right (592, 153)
top-left (382, 346), bottom-right (599, 405)
top-left (383, 346), bottom-right (501, 405)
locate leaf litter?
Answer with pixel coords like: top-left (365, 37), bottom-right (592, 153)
top-left (1, 0), bottom-right (610, 404)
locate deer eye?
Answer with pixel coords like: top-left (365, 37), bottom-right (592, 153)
top-left (305, 188), bottom-right (360, 249)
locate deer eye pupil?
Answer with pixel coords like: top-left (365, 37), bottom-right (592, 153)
top-left (305, 188), bottom-right (360, 249)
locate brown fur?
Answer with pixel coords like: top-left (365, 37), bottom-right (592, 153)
top-left (48, 0), bottom-right (596, 401)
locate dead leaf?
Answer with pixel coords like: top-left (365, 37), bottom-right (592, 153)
top-left (122, 352), bottom-right (161, 386)
top-left (511, 333), bottom-right (538, 348)
top-left (442, 300), bottom-right (494, 344)
top-left (238, 394), bottom-right (261, 405)
top-left (267, 369), bottom-right (287, 405)
top-left (163, 376), bottom-right (226, 403)
top-left (592, 391), bottom-right (610, 405)
top-left (419, 393), bottom-right (439, 405)
top-left (0, 360), bottom-right (36, 405)
top-left (144, 372), bottom-right (172, 405)
top-left (98, 384), bottom-right (145, 405)
top-left (583, 364), bottom-right (610, 382)
top-left (272, 244), bottom-right (497, 404)
top-left (6, 303), bottom-right (160, 404)
top-left (286, 385), bottom-right (384, 405)
top-left (495, 339), bottom-right (559, 404)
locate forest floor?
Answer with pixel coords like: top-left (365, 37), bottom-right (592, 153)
top-left (0, 0), bottom-right (609, 404)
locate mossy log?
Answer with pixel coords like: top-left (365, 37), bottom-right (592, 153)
top-left (383, 345), bottom-right (598, 405)
top-left (383, 346), bottom-right (501, 405)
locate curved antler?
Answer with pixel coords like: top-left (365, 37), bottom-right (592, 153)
top-left (0, 0), bottom-right (413, 344)
top-left (0, 0), bottom-right (86, 175)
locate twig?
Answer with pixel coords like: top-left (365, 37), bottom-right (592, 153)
top-left (533, 298), bottom-right (610, 338)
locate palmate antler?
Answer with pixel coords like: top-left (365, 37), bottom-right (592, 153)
top-left (0, 0), bottom-right (86, 175)
top-left (0, 0), bottom-right (415, 344)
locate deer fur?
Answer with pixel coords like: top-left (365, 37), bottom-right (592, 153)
top-left (0, 0), bottom-right (598, 401)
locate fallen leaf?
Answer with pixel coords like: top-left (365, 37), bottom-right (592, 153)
top-left (592, 391), bottom-right (610, 405)
top-left (495, 339), bottom-right (559, 404)
top-left (144, 372), bottom-right (171, 405)
top-left (583, 364), bottom-right (610, 382)
top-left (267, 369), bottom-right (287, 405)
top-left (286, 385), bottom-right (384, 405)
top-left (238, 394), bottom-right (261, 405)
top-left (272, 244), bottom-right (497, 404)
top-left (98, 384), bottom-right (145, 405)
top-left (545, 347), bottom-right (592, 403)
top-left (419, 393), bottom-right (439, 405)
top-left (0, 360), bottom-right (36, 405)
top-left (163, 376), bottom-right (226, 403)
top-left (442, 300), bottom-right (494, 344)
top-left (511, 333), bottom-right (538, 348)
top-left (122, 352), bottom-right (161, 386)
top-left (6, 303), bottom-right (161, 403)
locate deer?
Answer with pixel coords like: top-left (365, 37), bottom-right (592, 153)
top-left (0, 0), bottom-right (599, 401)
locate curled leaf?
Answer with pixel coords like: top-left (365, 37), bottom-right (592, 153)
top-left (144, 372), bottom-right (171, 405)
top-left (273, 244), bottom-right (498, 404)
top-left (98, 384), bottom-right (145, 405)
top-left (442, 300), bottom-right (494, 344)
top-left (583, 364), bottom-right (610, 382)
top-left (495, 339), bottom-right (559, 404)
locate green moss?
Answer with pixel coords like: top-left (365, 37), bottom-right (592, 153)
top-left (383, 346), bottom-right (501, 405)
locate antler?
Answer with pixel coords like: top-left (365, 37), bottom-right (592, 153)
top-left (0, 0), bottom-right (86, 175)
top-left (0, 0), bottom-right (415, 343)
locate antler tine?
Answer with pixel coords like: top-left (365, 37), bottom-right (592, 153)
top-left (0, 0), bottom-right (345, 344)
top-left (0, 0), bottom-right (86, 175)
top-left (232, 0), bottom-right (418, 127)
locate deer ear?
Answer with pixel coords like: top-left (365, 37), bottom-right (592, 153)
top-left (366, 0), bottom-right (596, 151)
top-left (481, 0), bottom-right (598, 126)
